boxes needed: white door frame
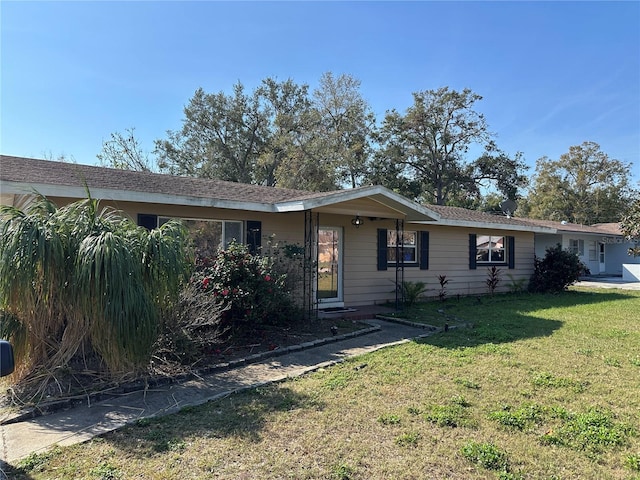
[599,242,606,274]
[317,226,344,308]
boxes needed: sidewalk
[0,317,432,466]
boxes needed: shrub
[486,266,501,295]
[0,195,192,380]
[154,279,229,366]
[400,280,428,306]
[196,242,299,331]
[437,275,449,301]
[528,244,588,293]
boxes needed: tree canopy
[620,198,640,257]
[97,127,154,172]
[369,87,527,205]
[153,73,374,191]
[526,141,634,224]
[97,74,638,221]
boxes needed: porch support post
[395,218,405,311]
[303,210,319,320]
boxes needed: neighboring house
[1,155,557,314]
[526,218,638,276]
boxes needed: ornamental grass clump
[196,242,299,332]
[0,194,193,388]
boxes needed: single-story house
[526,218,639,276]
[0,155,628,315]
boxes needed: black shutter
[507,236,515,269]
[138,214,158,230]
[419,231,429,270]
[469,234,477,270]
[377,229,388,271]
[246,220,262,254]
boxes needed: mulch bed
[0,318,369,422]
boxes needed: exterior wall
[534,231,635,276]
[556,234,601,275]
[339,218,536,307]
[45,196,307,247]
[606,242,640,275]
[4,194,538,308]
[535,234,561,258]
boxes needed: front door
[599,243,606,274]
[317,227,343,306]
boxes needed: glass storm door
[317,227,343,303]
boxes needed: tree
[372,87,526,205]
[155,73,375,192]
[155,83,265,183]
[311,72,375,188]
[527,142,634,224]
[271,73,375,191]
[97,127,154,171]
[620,198,640,257]
[155,79,321,188]
[0,194,192,386]
[255,77,312,187]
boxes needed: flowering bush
[195,242,298,330]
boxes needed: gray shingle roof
[4,155,619,236]
[426,205,623,236]
[0,155,333,205]
[426,204,544,229]
[524,218,622,235]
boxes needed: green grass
[8,288,640,479]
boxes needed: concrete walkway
[574,276,640,291]
[0,318,430,466]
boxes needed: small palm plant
[401,280,428,306]
[0,193,193,384]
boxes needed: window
[469,234,515,269]
[588,241,597,262]
[476,235,505,263]
[568,239,584,256]
[159,217,243,259]
[377,229,429,270]
[387,230,418,264]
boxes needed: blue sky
[2,1,639,185]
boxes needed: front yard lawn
[10,288,640,479]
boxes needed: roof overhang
[0,180,276,213]
[415,217,557,234]
[275,185,440,221]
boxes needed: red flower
[202,277,210,288]
[264,274,272,282]
[222,288,230,296]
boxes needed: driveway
[574,276,640,291]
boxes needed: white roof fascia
[275,185,440,221]
[415,218,557,234]
[557,230,624,238]
[0,181,275,213]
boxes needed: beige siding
[342,222,535,307]
[45,197,306,246]
[34,196,536,307]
